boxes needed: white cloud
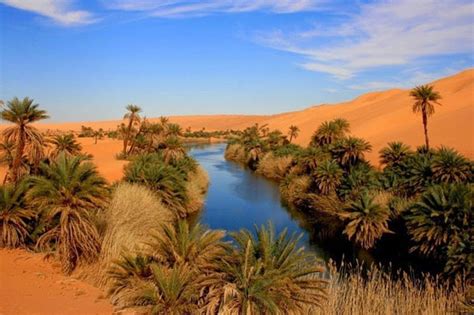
[105,0,323,17]
[257,0,474,79]
[0,0,96,25]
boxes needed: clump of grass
[280,175,311,205]
[184,165,209,214]
[224,143,247,163]
[310,263,470,315]
[79,183,173,286]
[256,152,293,181]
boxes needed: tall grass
[184,165,209,214]
[311,264,471,315]
[224,143,247,163]
[79,183,173,286]
[256,152,293,181]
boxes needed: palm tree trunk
[289,134,293,143]
[3,169,9,184]
[422,109,430,150]
[123,119,133,155]
[12,126,25,183]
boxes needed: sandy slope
[0,249,112,315]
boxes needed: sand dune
[0,69,472,181]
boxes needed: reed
[311,264,471,315]
[256,152,293,181]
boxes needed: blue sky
[1,0,473,122]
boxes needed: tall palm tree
[123,104,142,155]
[215,223,327,314]
[379,142,413,167]
[341,192,392,249]
[314,159,343,195]
[48,134,82,158]
[288,125,300,143]
[410,85,442,150]
[1,97,49,183]
[27,154,109,274]
[0,182,35,248]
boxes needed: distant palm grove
[0,86,473,314]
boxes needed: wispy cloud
[105,0,324,18]
[0,0,97,25]
[257,0,474,79]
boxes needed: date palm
[410,85,442,150]
[215,223,327,314]
[341,192,392,249]
[26,154,109,274]
[405,184,473,257]
[1,97,49,183]
[379,142,413,167]
[288,125,300,143]
[48,134,82,158]
[331,136,372,168]
[312,118,350,147]
[123,104,142,155]
[0,181,35,248]
[432,147,473,184]
[314,159,343,195]
[162,136,186,163]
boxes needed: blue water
[189,143,321,254]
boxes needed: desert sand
[0,249,112,315]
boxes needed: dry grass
[256,152,293,181]
[78,183,173,287]
[224,144,247,163]
[280,175,311,205]
[184,165,209,214]
[309,264,471,315]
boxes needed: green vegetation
[225,113,473,280]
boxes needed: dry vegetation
[78,183,174,287]
[256,153,293,181]
[313,265,471,315]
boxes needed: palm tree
[341,192,392,249]
[123,104,142,155]
[166,123,182,137]
[288,125,300,143]
[146,220,226,270]
[432,147,473,184]
[26,154,109,274]
[124,153,188,214]
[410,85,442,150]
[0,139,19,184]
[311,118,350,147]
[331,136,372,168]
[405,184,473,257]
[379,142,413,167]
[1,97,49,183]
[0,182,35,248]
[48,134,82,158]
[314,159,343,195]
[215,223,327,314]
[108,220,226,312]
[162,136,186,164]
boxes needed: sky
[0,0,473,122]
